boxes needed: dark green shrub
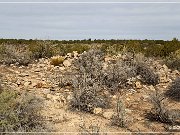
[28,41,54,59]
[165,77,180,102]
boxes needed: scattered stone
[64,89,70,92]
[148,85,156,91]
[103,111,114,119]
[73,51,79,58]
[66,53,72,58]
[159,73,169,83]
[168,125,180,132]
[59,66,65,71]
[135,81,142,89]
[16,79,21,85]
[19,73,29,77]
[34,68,41,72]
[63,59,72,67]
[24,81,31,87]
[66,94,73,102]
[125,109,132,113]
[42,89,51,95]
[93,107,103,115]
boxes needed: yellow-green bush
[50,56,64,66]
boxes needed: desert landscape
[0,39,179,134]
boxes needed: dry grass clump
[79,119,101,135]
[111,98,129,128]
[0,89,47,132]
[165,77,180,102]
[146,90,180,125]
[50,56,65,66]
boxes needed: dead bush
[69,50,110,113]
[146,90,180,125]
[165,77,180,102]
[136,63,159,85]
[73,49,104,76]
[102,58,137,94]
[70,74,110,113]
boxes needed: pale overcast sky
[0,0,180,40]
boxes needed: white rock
[59,66,65,71]
[63,59,72,67]
[42,89,51,95]
[66,53,72,58]
[19,73,29,77]
[103,111,114,119]
[24,81,31,87]
[73,51,79,58]
[93,107,103,115]
[148,85,156,91]
[66,94,73,101]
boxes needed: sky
[0,0,180,40]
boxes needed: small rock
[142,95,149,101]
[66,53,72,58]
[73,51,79,58]
[159,73,169,83]
[59,66,65,71]
[64,89,70,92]
[66,94,73,102]
[135,81,142,89]
[148,85,156,91]
[63,60,72,67]
[19,73,29,77]
[34,68,41,72]
[93,107,103,115]
[39,64,46,67]
[162,64,169,72]
[16,80,21,85]
[42,89,51,95]
[103,111,114,119]
[168,125,180,131]
[24,81,31,87]
[125,109,132,113]
[46,94,52,100]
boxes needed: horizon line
[1,1,180,4]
